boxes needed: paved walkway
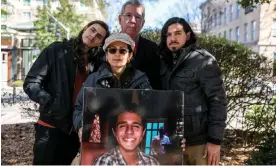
[1,87,38,125]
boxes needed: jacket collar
[97,63,146,88]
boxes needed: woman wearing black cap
[73,32,152,142]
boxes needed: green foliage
[198,35,273,134]
[1,9,8,15]
[245,98,276,133]
[12,80,24,87]
[34,1,85,51]
[140,28,161,44]
[246,131,276,164]
[238,0,271,8]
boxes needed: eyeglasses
[122,13,143,22]
[107,47,129,55]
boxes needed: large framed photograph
[81,88,184,165]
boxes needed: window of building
[209,16,213,29]
[80,2,86,7]
[244,23,248,42]
[1,13,7,21]
[229,28,232,40]
[272,19,276,37]
[22,39,35,47]
[273,52,276,76]
[251,20,256,41]
[245,7,253,14]
[37,0,47,5]
[224,7,227,25]
[144,122,164,155]
[219,12,222,26]
[224,30,227,38]
[229,4,233,22]
[236,1,240,18]
[236,26,240,42]
[1,25,7,30]
[23,12,31,20]
[214,13,217,27]
[24,0,31,6]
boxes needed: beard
[170,47,180,53]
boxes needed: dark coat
[132,36,160,89]
[23,41,104,133]
[73,63,152,132]
[160,45,227,146]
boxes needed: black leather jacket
[23,41,103,133]
[160,46,227,146]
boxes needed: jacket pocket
[184,104,208,137]
[175,70,195,78]
[173,69,197,92]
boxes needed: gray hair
[120,0,145,19]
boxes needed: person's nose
[129,16,137,23]
[171,34,177,41]
[90,33,96,39]
[126,125,134,134]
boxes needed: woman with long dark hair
[23,20,110,165]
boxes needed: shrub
[246,131,276,165]
[12,80,24,87]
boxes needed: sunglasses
[107,48,129,55]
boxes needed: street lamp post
[47,12,70,40]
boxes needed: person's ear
[112,128,116,137]
[186,32,191,41]
[105,55,108,62]
[118,15,123,26]
[142,129,146,137]
[141,19,145,28]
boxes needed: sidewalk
[1,86,38,125]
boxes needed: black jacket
[160,45,227,146]
[132,36,160,89]
[23,41,104,133]
[73,63,152,132]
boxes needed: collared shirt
[93,147,160,165]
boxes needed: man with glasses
[118,0,160,89]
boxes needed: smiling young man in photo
[93,108,159,165]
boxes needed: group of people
[23,0,227,165]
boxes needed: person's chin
[170,47,180,52]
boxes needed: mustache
[169,41,179,45]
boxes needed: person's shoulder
[93,150,115,165]
[48,41,68,49]
[193,46,216,61]
[133,69,146,78]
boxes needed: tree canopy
[238,0,272,8]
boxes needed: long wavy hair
[158,17,197,67]
[68,20,110,72]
